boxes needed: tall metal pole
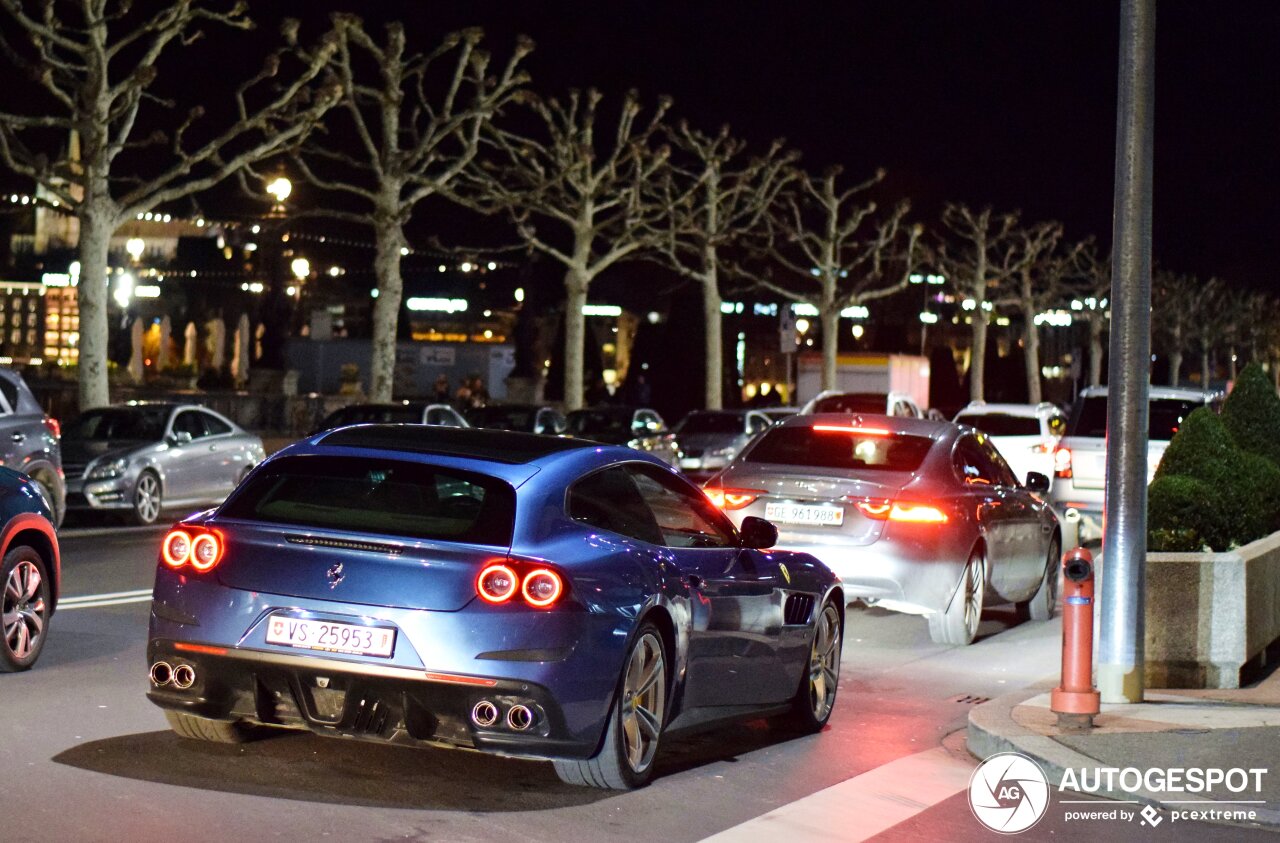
[1098,0,1156,704]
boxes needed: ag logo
[969,752,1050,834]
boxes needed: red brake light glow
[476,564,518,604]
[1054,446,1073,478]
[812,424,891,436]
[43,417,60,439]
[162,527,224,571]
[189,533,222,571]
[162,530,192,568]
[888,502,948,523]
[522,569,564,608]
[705,488,762,510]
[852,498,947,523]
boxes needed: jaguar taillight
[852,497,948,524]
[162,526,223,571]
[704,487,763,510]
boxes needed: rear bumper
[146,640,595,759]
[770,532,968,616]
[146,567,632,760]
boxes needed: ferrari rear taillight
[852,497,948,524]
[477,561,566,608]
[477,564,518,603]
[522,569,563,607]
[1054,446,1073,478]
[162,527,223,571]
[705,487,763,510]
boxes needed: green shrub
[1148,475,1229,551]
[1149,402,1280,549]
[1221,363,1280,468]
[1225,450,1280,545]
[1155,407,1235,483]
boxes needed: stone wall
[1146,529,1280,688]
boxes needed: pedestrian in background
[432,374,451,404]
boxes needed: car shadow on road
[53,729,614,810]
[651,717,804,778]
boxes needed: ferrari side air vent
[784,594,815,625]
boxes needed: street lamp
[125,237,145,263]
[290,257,310,280]
[266,176,292,204]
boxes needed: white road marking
[699,746,975,843]
[59,588,153,610]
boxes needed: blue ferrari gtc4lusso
[147,425,844,789]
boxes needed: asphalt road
[1,528,1271,842]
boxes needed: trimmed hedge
[1148,475,1228,552]
[1149,385,1280,551]
[1221,363,1280,468]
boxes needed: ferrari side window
[567,468,664,545]
[628,466,737,550]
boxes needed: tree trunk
[969,302,987,402]
[820,304,839,392]
[1169,350,1183,387]
[563,269,590,411]
[701,261,723,410]
[1022,303,1041,403]
[1200,346,1211,387]
[369,218,405,403]
[76,202,114,410]
[1089,316,1105,386]
[1228,348,1238,382]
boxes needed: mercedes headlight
[86,457,128,481]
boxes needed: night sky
[8,1,1280,289]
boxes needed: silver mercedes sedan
[704,413,1062,645]
[63,402,265,525]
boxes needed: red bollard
[1050,547,1101,730]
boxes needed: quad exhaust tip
[506,704,534,732]
[149,661,173,686]
[172,664,196,690]
[471,700,500,728]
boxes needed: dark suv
[0,369,64,526]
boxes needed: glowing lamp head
[266,176,292,203]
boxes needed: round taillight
[522,569,563,608]
[477,564,518,603]
[162,530,191,568]
[190,533,222,571]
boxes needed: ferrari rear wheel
[929,547,986,646]
[775,599,843,733]
[164,710,249,744]
[553,622,667,790]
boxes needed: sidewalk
[968,668,1280,828]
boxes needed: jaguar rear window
[745,426,933,472]
[221,455,515,546]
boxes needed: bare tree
[1063,240,1110,387]
[1190,277,1231,387]
[464,89,671,410]
[757,167,921,391]
[932,205,1034,402]
[1151,271,1199,386]
[991,221,1069,403]
[286,17,531,402]
[649,123,795,409]
[0,0,340,409]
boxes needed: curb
[967,686,1280,829]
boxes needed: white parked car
[799,391,923,418]
[1048,385,1222,542]
[953,402,1066,487]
